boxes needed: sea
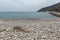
[0,12,58,20]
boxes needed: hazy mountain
[37,3,60,12]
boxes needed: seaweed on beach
[13,26,26,32]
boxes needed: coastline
[49,11,60,17]
[0,18,60,21]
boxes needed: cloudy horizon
[0,0,60,12]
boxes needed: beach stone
[0,20,60,40]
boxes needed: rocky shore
[49,11,60,17]
[0,20,60,40]
[37,3,60,17]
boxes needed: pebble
[0,20,60,40]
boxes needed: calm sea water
[0,12,58,20]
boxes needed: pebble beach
[0,20,60,40]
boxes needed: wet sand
[0,20,60,40]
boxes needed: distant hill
[37,3,60,12]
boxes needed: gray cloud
[0,0,60,12]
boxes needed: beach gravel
[0,20,60,40]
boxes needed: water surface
[0,12,58,20]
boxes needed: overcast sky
[0,0,60,12]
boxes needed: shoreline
[0,18,60,21]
